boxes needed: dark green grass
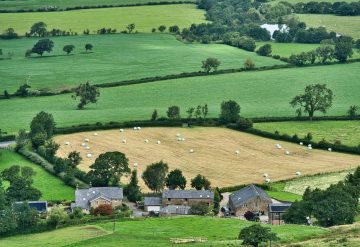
[0,0,195,11]
[0,62,359,134]
[254,121,360,147]
[0,34,283,92]
[0,149,74,200]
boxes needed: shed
[144,197,162,212]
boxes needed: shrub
[189,203,210,215]
[256,44,272,56]
[93,204,113,216]
[244,211,256,221]
[235,117,253,130]
[69,207,84,219]
[244,58,255,70]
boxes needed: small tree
[66,151,82,168]
[315,45,334,63]
[126,23,135,33]
[347,105,358,118]
[191,174,211,190]
[72,82,100,110]
[334,41,353,62]
[85,43,93,52]
[239,224,278,247]
[201,58,220,73]
[256,44,272,56]
[93,204,113,216]
[213,188,221,214]
[186,107,195,120]
[219,100,241,124]
[125,169,142,202]
[243,58,255,70]
[151,109,158,121]
[3,90,10,99]
[158,25,166,32]
[290,84,334,120]
[63,44,75,55]
[201,104,208,120]
[31,39,54,56]
[167,106,181,119]
[30,111,56,139]
[195,105,202,120]
[165,169,187,190]
[169,25,180,34]
[47,207,68,228]
[236,117,253,130]
[15,83,31,97]
[30,22,47,37]
[142,161,169,192]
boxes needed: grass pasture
[0,0,195,11]
[257,42,320,57]
[0,217,329,247]
[0,34,284,92]
[54,127,360,191]
[296,14,360,39]
[254,120,360,147]
[0,62,359,134]
[0,225,109,247]
[0,150,74,200]
[0,4,205,36]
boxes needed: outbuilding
[144,197,162,213]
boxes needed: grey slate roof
[269,203,292,213]
[162,190,214,199]
[73,187,123,210]
[229,184,272,209]
[144,197,162,206]
[14,201,48,212]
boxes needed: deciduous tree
[72,82,100,110]
[166,169,187,190]
[142,161,169,192]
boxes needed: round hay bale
[144,139,149,143]
[299,142,303,145]
[181,138,185,141]
[189,149,194,153]
[120,129,124,132]
[138,127,141,130]
[265,178,271,183]
[285,150,290,155]
[85,146,90,150]
[64,141,70,145]
[134,163,138,167]
[93,133,98,136]
[84,138,89,142]
[235,150,240,155]
[296,171,301,176]
[122,139,127,144]
[176,133,181,137]
[308,146,312,150]
[328,148,332,152]
[156,140,161,144]
[308,144,312,147]
[86,153,92,158]
[263,173,268,178]
[81,143,86,147]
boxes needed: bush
[235,117,253,130]
[256,44,272,56]
[189,203,210,215]
[93,204,113,216]
[244,211,256,221]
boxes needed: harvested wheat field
[54,127,360,190]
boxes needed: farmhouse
[268,203,292,225]
[71,187,123,213]
[228,184,272,216]
[144,190,214,215]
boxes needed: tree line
[292,1,360,16]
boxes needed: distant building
[268,203,292,225]
[13,201,48,213]
[228,184,272,216]
[71,187,123,213]
[144,190,214,215]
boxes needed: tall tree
[201,58,220,73]
[72,82,100,110]
[87,151,130,187]
[125,170,142,202]
[65,151,82,168]
[126,23,135,33]
[63,44,75,55]
[85,43,93,52]
[315,44,334,63]
[191,174,211,190]
[166,169,187,190]
[142,161,169,192]
[166,106,181,119]
[334,40,353,62]
[151,109,158,121]
[30,111,56,139]
[31,39,54,56]
[30,22,47,37]
[290,84,334,120]
[201,104,208,120]
[219,100,241,124]
[238,224,278,247]
[186,107,195,120]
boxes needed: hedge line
[251,115,360,123]
[18,147,88,188]
[0,1,195,13]
[0,134,16,142]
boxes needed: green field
[0,34,284,92]
[254,121,360,147]
[283,169,354,196]
[257,42,320,57]
[297,14,360,39]
[0,217,328,246]
[0,62,359,134]
[0,150,74,200]
[0,4,205,36]
[0,0,195,11]
[267,182,303,202]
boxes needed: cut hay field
[0,0,195,11]
[296,14,360,39]
[0,34,284,92]
[254,120,360,147]
[283,169,354,195]
[0,150,74,200]
[0,4,205,36]
[54,127,360,191]
[0,62,359,134]
[0,217,329,247]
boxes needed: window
[168,198,171,202]
[185,198,188,202]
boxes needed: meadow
[0,4,205,36]
[0,0,195,11]
[0,34,284,92]
[0,217,329,246]
[54,127,360,190]
[0,62,359,134]
[296,14,360,39]
[0,150,74,200]
[254,120,360,147]
[256,42,320,57]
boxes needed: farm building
[228,184,272,216]
[71,187,123,213]
[144,190,214,215]
[268,203,292,225]
[13,201,48,213]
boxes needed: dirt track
[54,127,360,190]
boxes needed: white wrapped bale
[265,178,271,183]
[275,144,282,149]
[120,129,124,132]
[235,150,240,155]
[84,138,89,142]
[299,142,303,145]
[94,133,98,136]
[181,138,185,141]
[308,144,312,147]
[189,149,194,153]
[296,171,301,176]
[263,173,268,178]
[133,127,137,130]
[285,150,290,155]
[64,141,70,145]
[138,127,141,130]
[81,143,86,147]
[85,146,90,150]
[156,140,161,144]
[86,153,92,158]
[122,139,127,144]
[134,163,138,167]
[328,148,332,152]
[144,139,149,143]
[176,133,181,137]
[308,146,312,150]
